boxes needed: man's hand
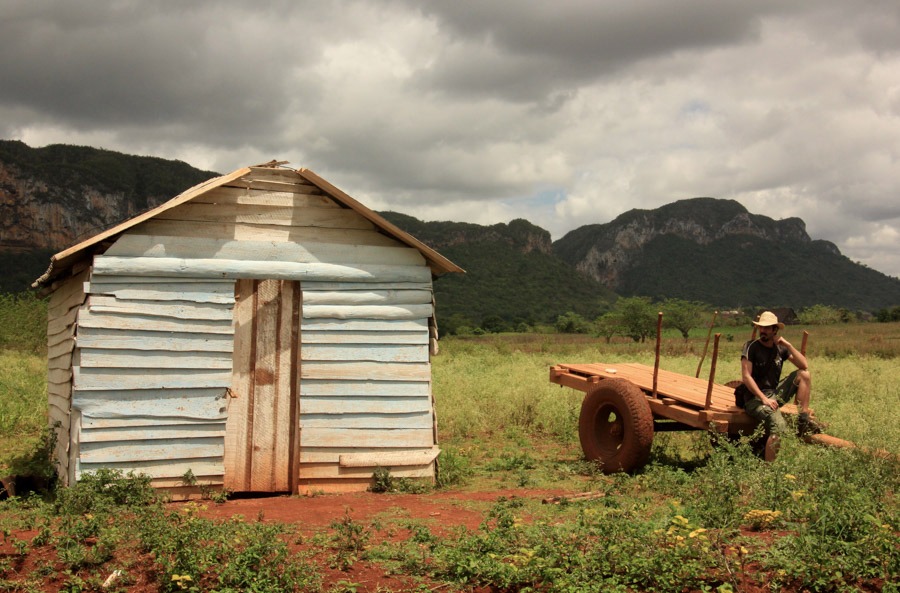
[759,394,778,410]
[775,336,791,349]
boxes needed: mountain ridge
[1,140,897,317]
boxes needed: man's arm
[776,337,808,371]
[741,357,779,410]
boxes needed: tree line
[440,297,900,338]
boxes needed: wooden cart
[548,313,838,472]
[550,317,862,472]
[549,361,791,472]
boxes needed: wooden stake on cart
[652,312,663,398]
[704,333,721,409]
[801,330,809,355]
[695,310,719,378]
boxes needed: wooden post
[652,312,663,398]
[704,333,721,409]
[801,330,809,356]
[696,310,719,378]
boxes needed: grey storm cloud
[1,0,899,278]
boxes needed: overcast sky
[2,1,899,278]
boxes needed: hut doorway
[224,279,302,492]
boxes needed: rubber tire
[578,379,654,473]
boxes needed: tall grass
[0,350,47,474]
[433,327,900,454]
[0,292,47,355]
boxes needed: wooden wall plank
[107,236,425,267]
[297,478,382,494]
[77,459,224,481]
[48,324,76,348]
[93,256,433,283]
[48,338,75,359]
[79,423,225,443]
[155,203,375,230]
[79,417,223,429]
[298,463,433,479]
[339,448,440,468]
[302,289,431,306]
[300,318,427,332]
[77,309,234,334]
[77,329,233,352]
[223,177,320,194]
[90,287,234,304]
[300,281,432,292]
[74,368,231,391]
[302,304,433,320]
[47,268,89,314]
[48,380,72,399]
[223,278,254,491]
[300,412,433,430]
[300,428,434,448]
[47,305,79,336]
[192,186,336,206]
[48,351,73,370]
[49,368,73,384]
[88,274,228,285]
[301,330,428,345]
[79,439,222,463]
[78,349,233,370]
[136,219,400,246]
[89,295,233,321]
[300,397,432,415]
[48,401,70,426]
[74,388,226,420]
[299,447,434,464]
[151,476,224,488]
[249,279,279,491]
[301,362,431,382]
[301,344,429,363]
[300,380,431,397]
[273,281,299,492]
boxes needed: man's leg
[778,370,822,435]
[743,397,787,460]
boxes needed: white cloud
[1,0,899,280]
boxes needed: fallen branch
[542,491,607,504]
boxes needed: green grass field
[1,320,898,591]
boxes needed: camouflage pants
[742,370,800,436]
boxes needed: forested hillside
[2,141,897,320]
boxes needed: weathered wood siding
[70,169,439,493]
[298,287,438,492]
[73,276,234,487]
[47,268,89,486]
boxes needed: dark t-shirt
[741,339,790,392]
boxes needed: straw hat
[752,311,784,330]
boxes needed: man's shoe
[798,413,825,437]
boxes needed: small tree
[481,315,510,334]
[556,311,590,334]
[613,296,657,342]
[595,312,621,343]
[662,298,708,339]
[798,304,842,325]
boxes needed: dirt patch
[200,487,571,532]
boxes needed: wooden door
[224,279,301,492]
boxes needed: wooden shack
[35,163,463,497]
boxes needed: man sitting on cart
[736,311,822,459]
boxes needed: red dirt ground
[1,488,888,592]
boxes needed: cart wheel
[578,379,654,473]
